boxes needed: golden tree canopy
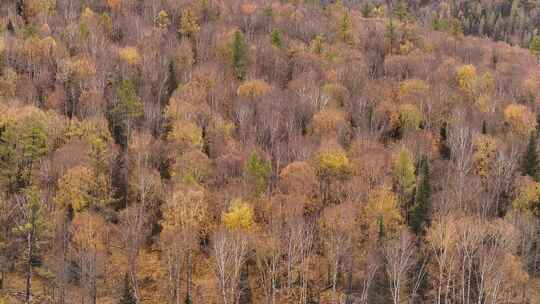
[222,199,254,232]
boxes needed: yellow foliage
[170,120,203,150]
[237,79,271,99]
[363,186,402,237]
[503,104,537,137]
[397,103,422,131]
[373,6,385,17]
[473,135,498,179]
[180,8,200,37]
[512,177,540,214]
[315,148,351,178]
[54,166,93,211]
[82,7,95,21]
[222,199,254,232]
[155,10,171,29]
[119,46,141,65]
[456,64,477,96]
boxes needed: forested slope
[0,0,540,304]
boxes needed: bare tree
[382,230,417,304]
[213,228,250,304]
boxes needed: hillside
[1,0,540,304]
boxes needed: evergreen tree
[119,273,136,304]
[522,131,539,181]
[340,12,352,42]
[393,0,409,21]
[385,19,397,53]
[529,35,540,61]
[161,60,178,108]
[270,29,283,48]
[109,79,143,148]
[230,30,248,80]
[409,156,431,235]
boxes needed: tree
[54,166,93,212]
[14,187,46,304]
[230,30,248,80]
[214,199,254,304]
[179,8,200,39]
[119,272,137,304]
[161,186,207,304]
[382,230,417,304]
[237,79,271,99]
[244,152,271,196]
[118,47,141,66]
[70,212,106,304]
[0,109,50,193]
[319,203,355,304]
[340,12,352,43]
[270,29,283,48]
[393,0,409,21]
[522,131,539,181]
[397,104,422,134]
[155,10,171,29]
[110,79,143,148]
[409,156,430,234]
[503,104,537,138]
[362,186,403,240]
[392,147,416,204]
[315,148,351,205]
[529,35,540,61]
[456,64,477,97]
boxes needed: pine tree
[270,29,283,48]
[119,273,136,304]
[522,131,539,181]
[230,30,248,80]
[409,156,431,234]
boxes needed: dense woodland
[1,0,540,303]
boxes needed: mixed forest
[1,0,540,303]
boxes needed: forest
[0,0,540,303]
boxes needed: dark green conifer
[522,131,539,181]
[409,156,431,234]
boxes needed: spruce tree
[119,273,136,304]
[522,131,539,181]
[409,156,431,235]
